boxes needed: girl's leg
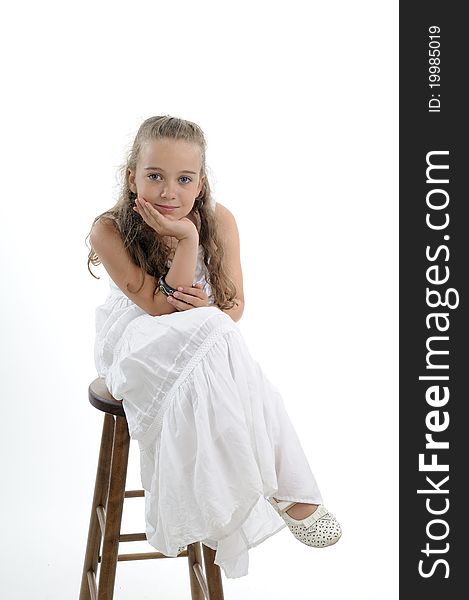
[269,384,324,515]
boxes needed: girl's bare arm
[90,218,199,317]
[214,202,245,321]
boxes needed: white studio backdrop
[0,1,398,599]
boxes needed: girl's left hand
[166,282,210,311]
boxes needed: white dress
[94,241,323,579]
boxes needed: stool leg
[79,413,115,600]
[98,415,130,600]
[202,544,225,600]
[188,542,205,600]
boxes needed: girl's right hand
[133,195,198,241]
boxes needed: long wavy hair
[86,115,238,310]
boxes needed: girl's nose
[160,183,177,199]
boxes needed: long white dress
[93,227,323,579]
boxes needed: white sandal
[268,497,342,548]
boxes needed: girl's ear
[196,174,205,197]
[128,168,137,193]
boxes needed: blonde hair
[86,115,238,310]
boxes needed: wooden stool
[79,377,225,600]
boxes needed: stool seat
[89,377,125,417]
[80,377,225,599]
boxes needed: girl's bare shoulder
[214,201,238,233]
[92,215,120,237]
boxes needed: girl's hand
[133,195,198,241]
[166,282,210,311]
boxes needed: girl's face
[128,138,204,220]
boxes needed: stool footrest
[97,550,188,562]
[124,489,145,498]
[119,532,147,542]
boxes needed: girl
[87,115,341,580]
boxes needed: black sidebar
[400,3,467,598]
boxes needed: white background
[0,1,398,598]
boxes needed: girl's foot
[268,497,342,548]
[278,500,320,520]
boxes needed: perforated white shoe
[268,497,342,548]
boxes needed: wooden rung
[98,550,188,562]
[86,569,98,600]
[124,490,145,498]
[96,505,106,535]
[193,562,209,599]
[118,550,188,561]
[119,532,147,542]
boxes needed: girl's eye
[147,173,192,184]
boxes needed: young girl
[87,115,341,580]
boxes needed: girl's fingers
[137,196,153,212]
[139,197,150,212]
[168,286,210,310]
[167,295,191,310]
[172,290,196,304]
[143,201,163,223]
[136,198,163,231]
[175,286,209,306]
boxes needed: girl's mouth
[156,205,178,212]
